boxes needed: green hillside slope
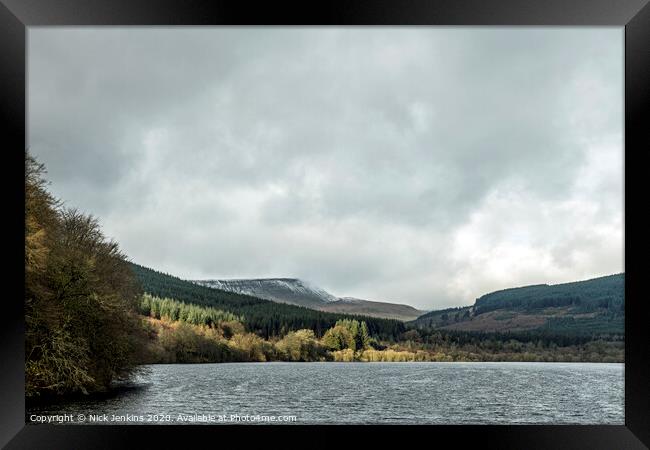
[412,274,624,335]
[130,263,405,340]
[473,274,624,314]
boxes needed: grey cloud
[28,27,623,309]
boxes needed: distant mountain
[193,278,338,308]
[411,273,624,335]
[320,297,425,321]
[192,278,425,321]
[131,263,406,340]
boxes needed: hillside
[411,274,624,335]
[473,273,623,314]
[320,297,425,321]
[130,263,405,340]
[193,277,425,321]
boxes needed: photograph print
[25,27,624,425]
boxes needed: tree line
[139,305,623,364]
[139,294,242,327]
[138,299,377,363]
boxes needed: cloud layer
[28,28,623,309]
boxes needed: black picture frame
[1,0,648,448]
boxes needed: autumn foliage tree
[276,329,329,361]
[25,151,146,397]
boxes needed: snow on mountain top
[192,278,339,305]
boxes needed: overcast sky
[28,27,623,309]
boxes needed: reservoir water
[27,362,624,425]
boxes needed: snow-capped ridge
[193,277,338,307]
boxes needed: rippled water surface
[28,362,624,424]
